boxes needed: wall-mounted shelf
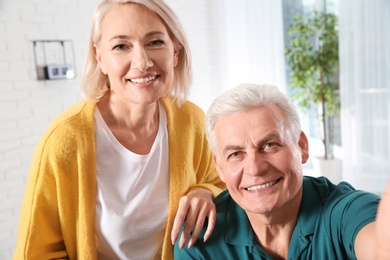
[33,40,76,80]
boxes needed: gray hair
[205,83,301,155]
[80,0,192,105]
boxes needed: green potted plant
[285,10,341,180]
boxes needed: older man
[174,83,390,259]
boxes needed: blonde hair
[80,0,192,105]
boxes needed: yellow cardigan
[14,97,225,260]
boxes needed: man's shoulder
[303,176,379,204]
[174,189,253,259]
[303,176,354,201]
[214,189,231,207]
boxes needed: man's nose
[244,153,268,176]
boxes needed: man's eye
[227,151,242,160]
[262,143,280,152]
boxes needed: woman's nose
[131,46,153,71]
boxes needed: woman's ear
[299,131,309,164]
[94,43,107,74]
[173,44,180,67]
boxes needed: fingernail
[188,240,193,249]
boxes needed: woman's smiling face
[94,3,178,105]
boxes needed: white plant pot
[312,156,343,184]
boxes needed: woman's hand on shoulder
[171,187,216,249]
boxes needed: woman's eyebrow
[109,31,166,42]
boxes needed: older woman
[14,0,225,259]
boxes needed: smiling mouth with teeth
[129,76,156,83]
[246,178,281,191]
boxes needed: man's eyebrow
[221,133,280,156]
[222,145,242,157]
[261,133,280,143]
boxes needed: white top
[94,102,169,260]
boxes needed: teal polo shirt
[174,176,380,259]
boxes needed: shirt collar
[223,177,329,255]
[224,178,324,244]
[225,196,253,246]
[296,176,330,238]
[224,196,272,258]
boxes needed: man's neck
[246,189,302,259]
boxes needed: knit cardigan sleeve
[14,97,224,260]
[13,100,97,260]
[161,97,226,259]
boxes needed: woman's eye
[113,44,127,50]
[148,40,164,46]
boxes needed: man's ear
[299,131,309,164]
[94,43,107,74]
[213,156,226,183]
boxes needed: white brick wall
[0,0,218,258]
[0,0,94,256]
[167,0,222,111]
